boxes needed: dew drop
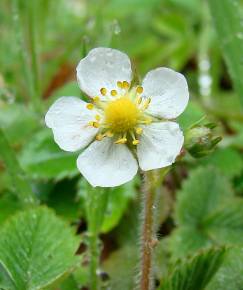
[90,56,96,63]
[106,60,113,68]
[106,50,113,57]
[236,32,243,39]
[112,19,121,35]
[199,59,210,71]
[86,18,95,30]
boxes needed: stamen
[117,81,123,88]
[132,139,140,145]
[111,89,117,96]
[129,130,140,145]
[86,103,94,110]
[136,96,142,104]
[95,115,101,121]
[136,86,143,94]
[88,121,100,128]
[115,137,127,144]
[140,117,152,124]
[100,88,107,96]
[122,81,130,90]
[105,131,114,137]
[143,98,151,110]
[136,127,143,135]
[96,134,104,141]
[93,122,100,128]
[93,96,100,103]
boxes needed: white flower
[45,47,189,187]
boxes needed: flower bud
[184,123,222,158]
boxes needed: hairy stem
[139,169,169,290]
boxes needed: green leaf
[19,129,78,180]
[47,179,82,222]
[208,0,243,107]
[160,247,226,290]
[0,103,39,145]
[0,207,80,290]
[0,263,16,290]
[103,246,138,290]
[207,247,243,290]
[169,167,237,258]
[177,101,205,131]
[199,148,243,179]
[204,200,243,245]
[0,127,38,207]
[78,180,137,233]
[175,167,234,226]
[101,181,137,233]
[169,227,211,259]
[0,193,21,225]
[58,275,80,290]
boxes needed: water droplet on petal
[90,56,96,63]
[106,50,113,57]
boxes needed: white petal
[142,67,189,119]
[76,47,132,99]
[77,138,138,187]
[137,122,184,171]
[45,97,98,152]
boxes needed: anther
[143,98,151,109]
[122,81,130,90]
[96,134,104,141]
[100,88,107,96]
[144,117,152,124]
[86,103,94,110]
[137,97,142,104]
[132,139,140,145]
[111,90,117,96]
[115,138,127,144]
[95,115,101,121]
[117,81,123,88]
[136,127,143,135]
[89,121,100,128]
[136,86,143,94]
[106,131,114,137]
[93,96,100,103]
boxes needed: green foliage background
[0,0,243,289]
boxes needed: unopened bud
[185,123,222,158]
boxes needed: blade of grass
[208,0,243,108]
[12,0,42,113]
[0,127,38,207]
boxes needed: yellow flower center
[104,97,140,133]
[86,82,153,145]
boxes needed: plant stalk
[139,169,169,290]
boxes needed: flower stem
[139,169,168,290]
